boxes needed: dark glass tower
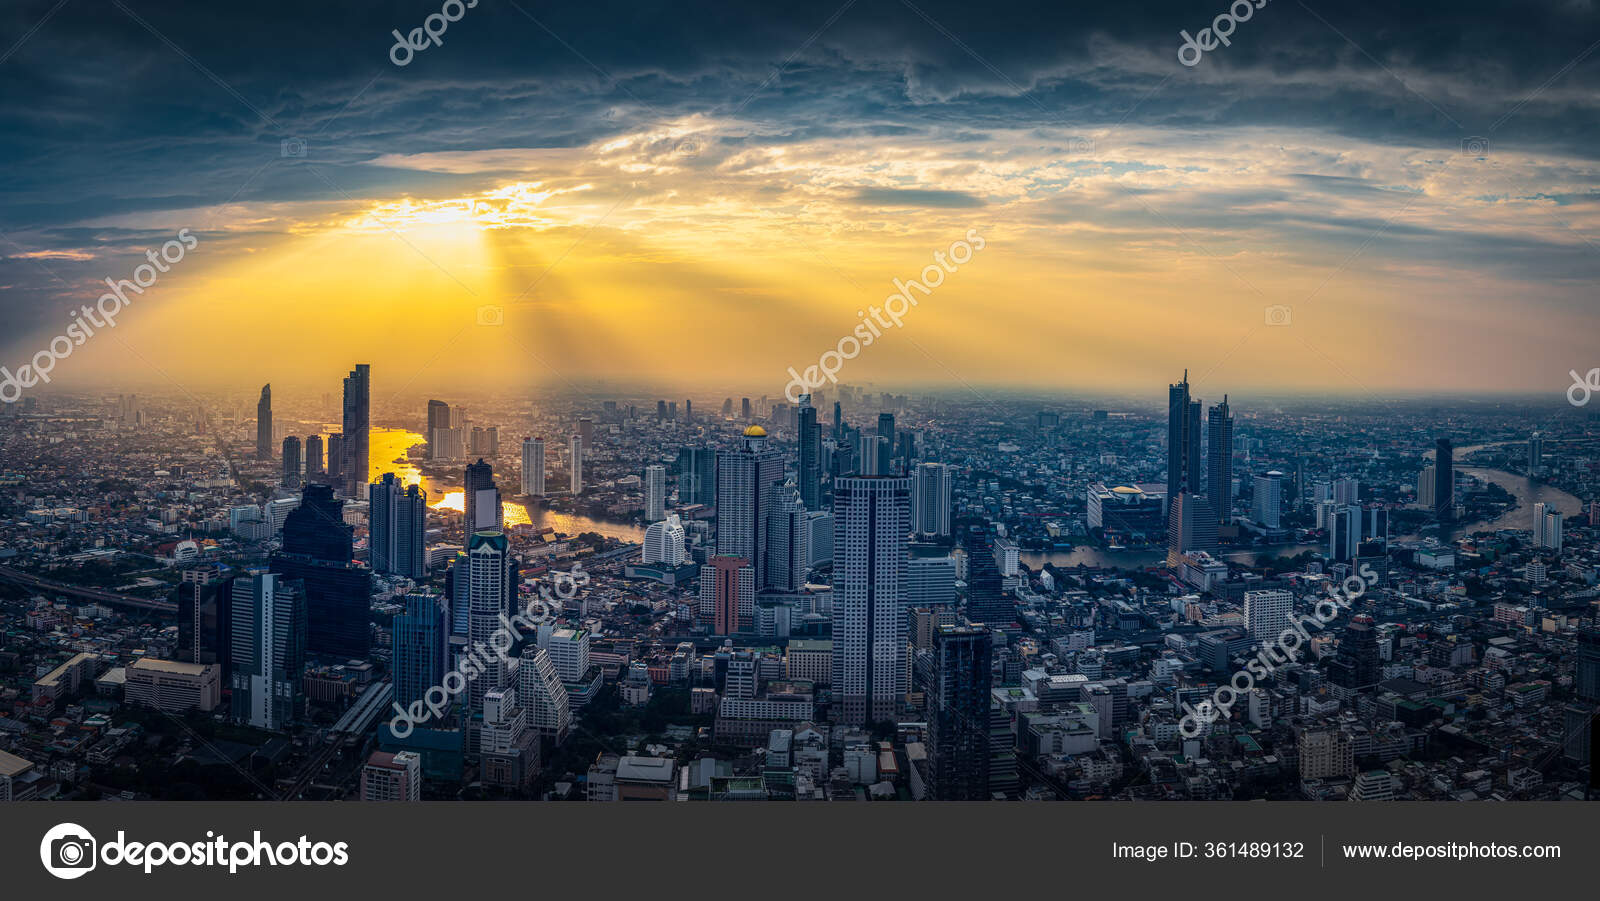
[677,445,717,506]
[256,383,273,460]
[1166,371,1202,517]
[1329,614,1381,693]
[928,623,993,800]
[1206,395,1233,523]
[463,458,498,537]
[962,527,1012,628]
[797,394,821,511]
[281,436,301,488]
[272,484,371,660]
[370,472,428,580]
[393,593,448,710]
[341,363,370,496]
[1434,438,1453,521]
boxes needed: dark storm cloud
[0,0,1597,337]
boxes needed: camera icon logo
[476,304,504,326]
[1264,304,1292,326]
[40,823,96,879]
[281,137,308,158]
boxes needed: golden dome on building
[743,425,768,437]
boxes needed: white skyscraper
[642,514,687,566]
[569,434,583,495]
[831,476,911,726]
[516,646,571,743]
[1533,502,1563,552]
[911,462,953,537]
[466,530,514,718]
[1252,471,1283,528]
[644,464,667,521]
[521,437,545,496]
[1244,589,1294,645]
[716,426,784,589]
[1332,478,1360,506]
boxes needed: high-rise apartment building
[716,426,784,590]
[369,472,428,580]
[911,462,953,537]
[644,464,667,521]
[1206,396,1233,523]
[832,476,910,726]
[927,624,993,800]
[229,572,307,730]
[797,394,822,511]
[521,437,545,496]
[341,363,371,497]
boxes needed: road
[0,566,177,613]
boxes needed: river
[361,427,646,543]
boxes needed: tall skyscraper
[1166,371,1203,517]
[281,436,301,488]
[1433,438,1453,522]
[1167,490,1218,564]
[256,383,273,460]
[765,483,810,591]
[569,434,584,495]
[370,472,428,579]
[1529,431,1543,473]
[392,592,447,711]
[464,459,500,536]
[677,445,717,506]
[927,624,993,800]
[272,484,371,660]
[174,571,232,668]
[1534,502,1564,553]
[962,528,1012,628]
[1206,396,1233,523]
[229,572,307,730]
[466,530,516,717]
[832,475,910,726]
[520,437,545,496]
[797,394,822,511]
[644,464,667,521]
[327,433,345,483]
[576,418,594,450]
[716,425,785,590]
[305,434,324,474]
[876,412,897,475]
[911,462,953,537]
[341,363,371,497]
[1252,471,1283,528]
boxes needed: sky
[0,0,1597,402]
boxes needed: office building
[305,434,324,474]
[701,556,754,635]
[360,750,421,801]
[569,434,583,495]
[644,464,667,521]
[175,570,232,668]
[911,462,953,537]
[341,363,371,497]
[125,658,222,713]
[1166,371,1202,517]
[464,459,500,535]
[1206,396,1233,523]
[229,572,307,730]
[1252,471,1283,528]
[1434,438,1453,521]
[282,436,301,488]
[517,647,572,743]
[677,445,717,507]
[765,483,810,592]
[271,484,371,660]
[927,624,993,800]
[1328,614,1380,695]
[1243,589,1293,645]
[716,425,784,590]
[832,476,910,725]
[466,530,517,717]
[521,437,546,496]
[963,528,1012,629]
[393,593,448,710]
[370,472,428,580]
[797,394,822,511]
[1167,490,1217,565]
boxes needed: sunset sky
[1,0,1597,400]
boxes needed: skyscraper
[717,426,785,590]
[832,475,910,726]
[1252,471,1283,528]
[1243,589,1293,644]
[229,571,307,730]
[466,530,516,718]
[1433,438,1453,522]
[272,484,371,660]
[327,433,344,483]
[305,434,324,475]
[876,412,897,475]
[520,437,545,497]
[569,434,584,495]
[341,363,371,497]
[464,459,500,536]
[642,514,687,566]
[256,383,273,460]
[392,593,447,711]
[281,436,301,488]
[1328,614,1380,695]
[644,464,667,521]
[1167,490,1218,564]
[765,483,810,591]
[701,555,754,635]
[962,527,1012,628]
[677,445,717,506]
[797,394,821,511]
[1166,371,1202,517]
[911,462,953,537]
[369,472,428,580]
[1206,396,1233,523]
[927,624,993,800]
